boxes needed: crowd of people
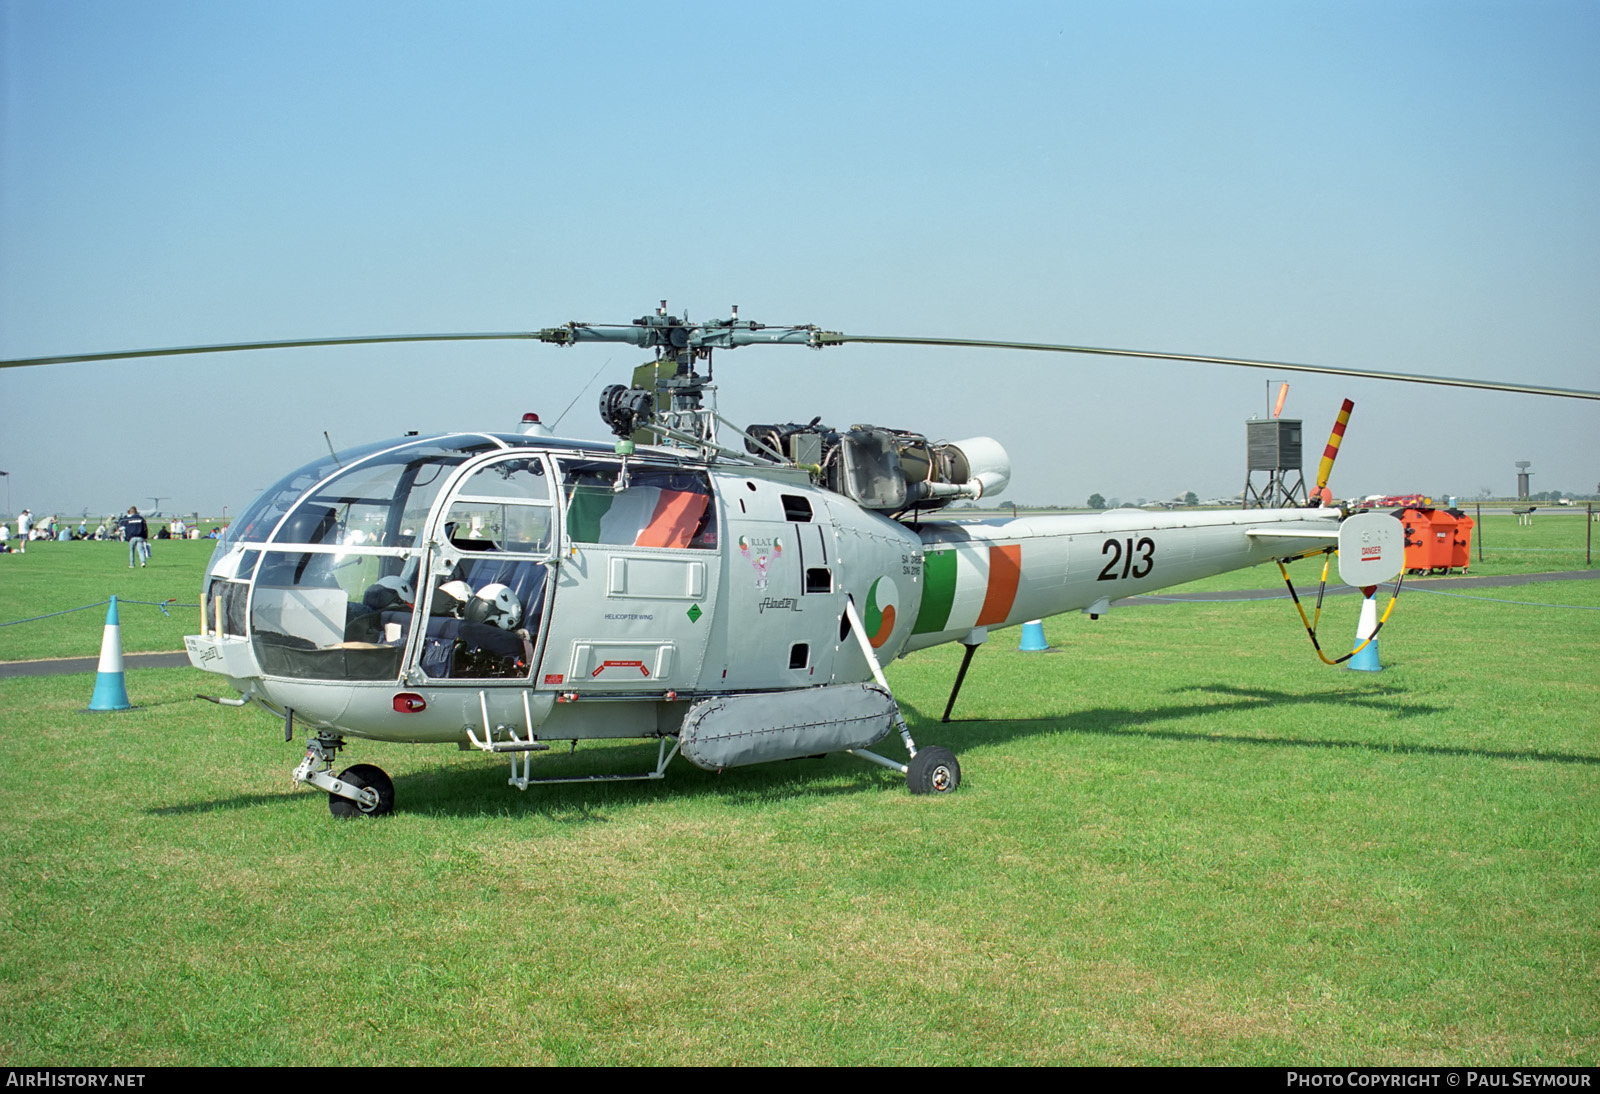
[0,506,227,556]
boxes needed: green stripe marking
[913,550,958,634]
[565,486,612,542]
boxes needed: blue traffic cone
[86,596,134,710]
[1019,619,1049,651]
[1347,588,1381,673]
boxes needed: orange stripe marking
[635,490,708,548]
[976,544,1022,626]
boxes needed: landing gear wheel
[327,763,395,818]
[906,746,960,795]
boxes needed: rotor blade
[10,323,1598,403]
[812,333,1600,401]
[0,332,545,369]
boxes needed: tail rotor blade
[1316,398,1356,494]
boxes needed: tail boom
[902,508,1340,653]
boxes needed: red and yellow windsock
[1316,398,1355,494]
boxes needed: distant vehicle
[1361,493,1431,509]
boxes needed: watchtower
[1243,419,1306,508]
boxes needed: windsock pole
[86,596,134,711]
[1347,585,1382,672]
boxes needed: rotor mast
[536,302,819,449]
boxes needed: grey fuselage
[186,432,1339,749]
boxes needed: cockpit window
[224,438,395,549]
[230,435,507,681]
[423,454,555,680]
[277,440,501,550]
[225,436,502,550]
[441,456,554,555]
[250,549,412,681]
[560,460,716,549]
[453,457,549,502]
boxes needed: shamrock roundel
[864,577,898,649]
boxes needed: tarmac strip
[0,650,193,679]
[1119,568,1597,605]
[2,571,1593,678]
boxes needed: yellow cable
[1277,554,1403,666]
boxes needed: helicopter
[6,304,1597,816]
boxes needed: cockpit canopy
[203,433,715,684]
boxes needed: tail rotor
[1313,398,1355,505]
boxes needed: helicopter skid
[505,736,682,790]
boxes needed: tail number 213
[1098,536,1155,581]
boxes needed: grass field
[1,533,1596,1064]
[0,538,214,661]
[2,513,1591,660]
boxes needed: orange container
[1395,507,1432,573]
[1394,507,1474,574]
[1427,509,1459,571]
[1448,510,1474,571]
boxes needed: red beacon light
[519,412,550,437]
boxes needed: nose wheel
[906,746,960,794]
[294,734,396,817]
[326,763,395,817]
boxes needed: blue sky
[3,0,1596,517]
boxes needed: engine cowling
[744,421,1010,513]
